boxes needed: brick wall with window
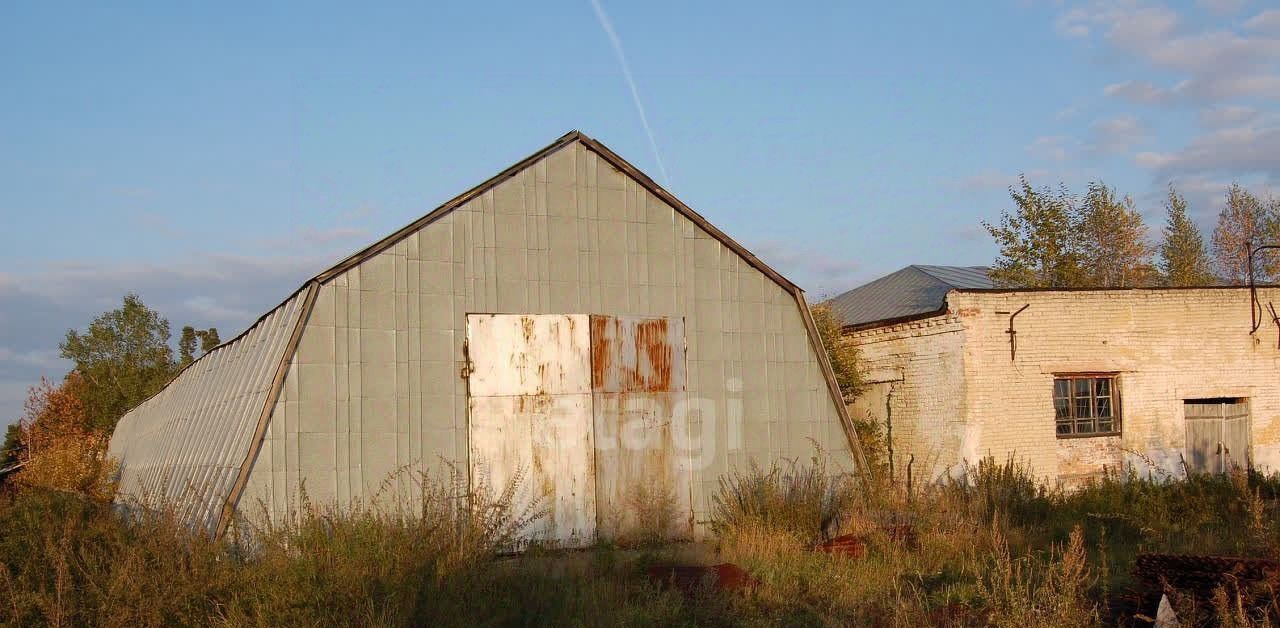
[1053,374,1119,437]
[845,286,1280,485]
[955,287,1280,483]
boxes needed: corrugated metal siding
[107,290,306,531]
[241,140,855,534]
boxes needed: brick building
[830,265,1280,486]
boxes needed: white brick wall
[847,314,968,480]
[847,287,1280,484]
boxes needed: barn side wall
[846,314,968,481]
[106,290,307,531]
[238,140,851,530]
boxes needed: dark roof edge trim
[840,306,950,334]
[954,284,1265,294]
[840,283,1277,332]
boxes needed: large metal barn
[107,131,866,543]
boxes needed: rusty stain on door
[589,315,693,540]
[590,316,685,393]
[465,313,692,547]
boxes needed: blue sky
[3,0,1279,425]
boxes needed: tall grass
[4,455,1280,626]
[710,451,856,550]
[707,454,1280,625]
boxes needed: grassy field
[2,456,1279,627]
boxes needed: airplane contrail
[588,0,670,187]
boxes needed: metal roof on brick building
[825,265,993,328]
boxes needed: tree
[983,176,1084,288]
[1212,184,1279,283]
[60,294,176,431]
[196,327,221,353]
[2,422,21,468]
[179,326,198,366]
[1159,185,1216,287]
[1076,181,1155,287]
[810,303,862,401]
[10,373,115,499]
[180,325,225,367]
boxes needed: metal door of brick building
[1184,399,1251,474]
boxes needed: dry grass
[3,455,1280,626]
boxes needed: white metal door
[466,314,596,547]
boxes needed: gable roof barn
[826,265,993,329]
[108,131,868,542]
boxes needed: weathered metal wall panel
[589,316,686,393]
[589,315,692,539]
[106,290,306,531]
[240,139,854,534]
[467,314,596,546]
[469,314,591,396]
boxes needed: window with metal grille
[1053,374,1119,437]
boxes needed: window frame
[1052,372,1122,439]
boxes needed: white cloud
[0,252,327,424]
[1135,151,1176,170]
[954,169,1050,191]
[1199,104,1260,127]
[1027,135,1081,162]
[1045,1,1280,205]
[1164,174,1245,220]
[1068,2,1280,104]
[1106,5,1182,51]
[1198,0,1248,14]
[1137,121,1280,178]
[0,347,65,371]
[1103,80,1171,104]
[1055,8,1095,38]
[750,240,861,295]
[1090,114,1149,153]
[181,296,256,322]
[1245,9,1280,35]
